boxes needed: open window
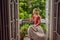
[1,0,60,40]
[19,0,50,40]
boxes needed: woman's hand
[33,24,37,27]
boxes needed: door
[53,0,60,40]
[0,0,20,40]
[57,2,60,35]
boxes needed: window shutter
[53,0,60,40]
[8,0,19,40]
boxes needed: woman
[28,8,45,40]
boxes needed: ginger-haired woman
[28,8,45,40]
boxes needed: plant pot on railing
[20,25,29,40]
[20,33,25,40]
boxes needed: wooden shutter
[53,0,60,40]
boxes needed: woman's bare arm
[36,19,40,26]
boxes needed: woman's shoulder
[33,15,40,18]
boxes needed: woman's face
[33,10,38,15]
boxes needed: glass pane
[53,32,57,40]
[14,21,17,39]
[10,4,13,20]
[53,18,56,31]
[14,3,18,19]
[54,0,58,2]
[16,0,18,3]
[54,4,57,17]
[11,22,14,38]
[10,0,14,2]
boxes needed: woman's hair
[33,8,39,15]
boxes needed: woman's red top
[32,15,40,25]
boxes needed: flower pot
[20,34,25,40]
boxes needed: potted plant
[20,24,29,40]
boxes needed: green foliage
[40,23,46,33]
[19,0,46,19]
[20,24,29,36]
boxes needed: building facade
[0,0,60,40]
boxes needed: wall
[0,0,2,40]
